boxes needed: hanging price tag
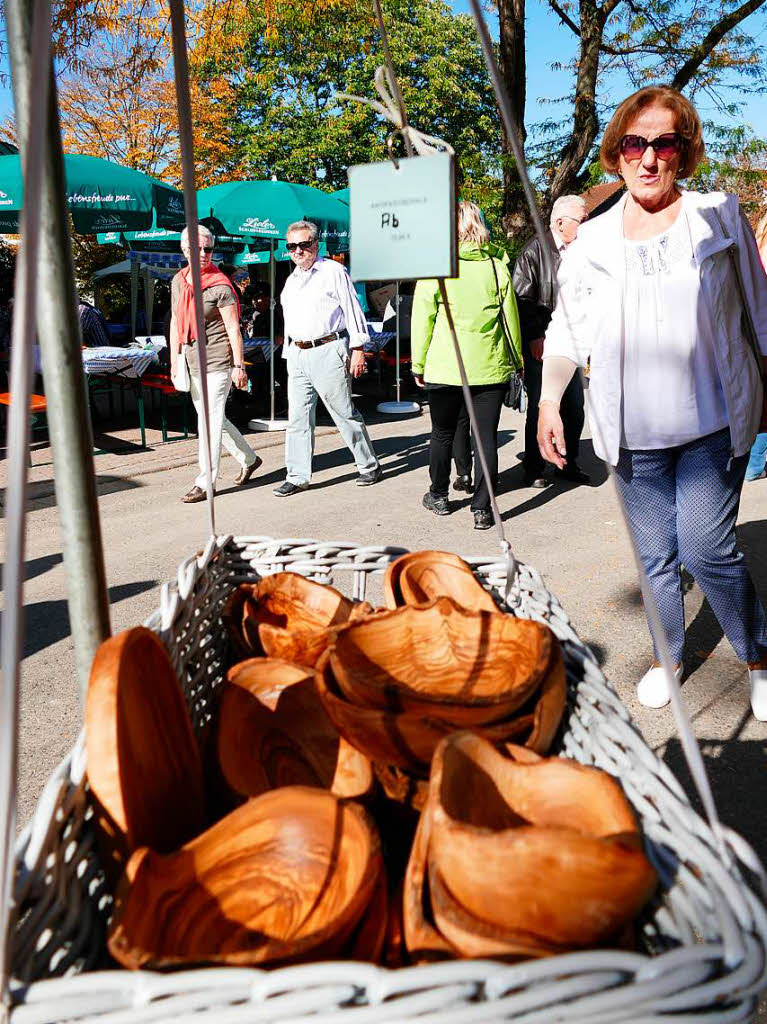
[347,152,457,282]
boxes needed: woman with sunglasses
[537,86,767,719]
[171,225,261,503]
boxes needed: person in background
[512,195,589,488]
[745,205,767,482]
[78,297,111,348]
[537,86,767,720]
[170,225,261,503]
[275,219,381,495]
[411,200,522,530]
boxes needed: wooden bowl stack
[315,594,567,806]
[404,732,658,961]
[85,557,657,973]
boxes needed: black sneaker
[473,509,493,530]
[453,474,473,493]
[356,466,383,486]
[273,480,309,497]
[423,491,451,516]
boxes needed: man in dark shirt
[78,298,111,348]
[512,195,588,487]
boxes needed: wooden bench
[138,374,192,443]
[0,392,49,464]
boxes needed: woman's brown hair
[600,86,705,180]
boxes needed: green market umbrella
[197,180,349,250]
[0,141,18,156]
[332,187,349,204]
[0,153,185,234]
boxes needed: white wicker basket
[8,536,767,1022]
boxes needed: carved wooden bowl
[383,551,497,612]
[108,787,383,969]
[217,657,373,803]
[424,733,658,955]
[223,573,370,667]
[315,647,551,775]
[329,598,555,726]
[86,627,206,874]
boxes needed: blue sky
[1,2,765,149]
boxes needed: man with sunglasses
[512,194,589,488]
[274,219,381,496]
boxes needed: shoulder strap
[490,256,522,372]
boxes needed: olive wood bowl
[108,787,383,969]
[383,551,497,612]
[428,733,658,951]
[85,627,206,874]
[217,657,373,803]
[315,648,559,774]
[223,573,371,667]
[329,598,555,726]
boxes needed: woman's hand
[537,399,567,469]
[232,366,248,390]
[413,373,425,389]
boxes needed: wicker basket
[8,535,767,1022]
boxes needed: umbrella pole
[130,257,139,341]
[376,279,419,416]
[270,240,275,422]
[5,0,111,705]
[395,280,401,403]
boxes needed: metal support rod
[5,0,111,709]
[269,239,275,422]
[1,0,52,1009]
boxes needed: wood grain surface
[108,787,383,969]
[85,627,206,874]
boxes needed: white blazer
[543,190,767,465]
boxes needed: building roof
[581,181,624,215]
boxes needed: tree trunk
[496,0,528,235]
[544,0,606,214]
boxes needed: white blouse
[621,208,728,450]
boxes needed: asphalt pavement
[2,385,766,1015]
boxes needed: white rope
[169,0,216,533]
[466,0,742,886]
[0,0,53,1012]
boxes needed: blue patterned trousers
[615,428,767,664]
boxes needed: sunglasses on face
[286,240,315,253]
[183,245,214,253]
[619,132,683,161]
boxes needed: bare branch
[671,0,767,90]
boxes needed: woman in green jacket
[412,201,523,530]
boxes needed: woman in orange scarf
[170,225,261,503]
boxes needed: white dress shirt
[280,257,369,349]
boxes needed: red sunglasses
[619,132,683,161]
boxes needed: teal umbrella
[197,180,349,250]
[332,187,349,204]
[0,153,185,234]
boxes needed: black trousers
[522,345,584,477]
[453,400,471,478]
[428,383,506,511]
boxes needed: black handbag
[490,257,526,412]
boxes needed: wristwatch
[233,364,245,370]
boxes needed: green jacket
[411,242,522,386]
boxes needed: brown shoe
[181,485,207,503]
[234,455,263,486]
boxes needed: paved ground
[2,386,766,1012]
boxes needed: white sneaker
[748,666,767,722]
[637,664,683,709]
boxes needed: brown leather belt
[292,331,344,350]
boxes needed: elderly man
[513,194,589,487]
[274,220,381,496]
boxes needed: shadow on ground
[8,579,158,658]
[0,552,63,587]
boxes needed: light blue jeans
[615,428,767,664]
[284,339,379,485]
[746,432,767,480]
